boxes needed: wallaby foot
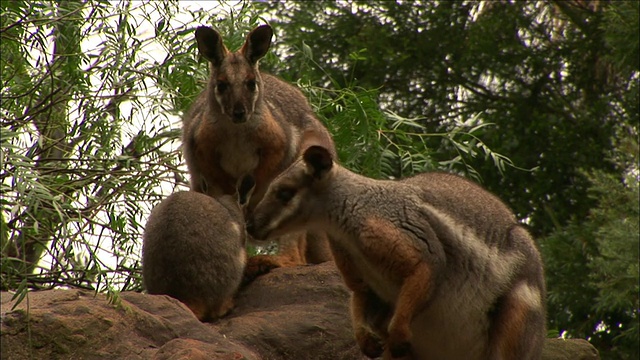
[386,340,412,359]
[356,331,384,359]
[488,281,545,359]
[214,296,235,320]
[382,347,414,360]
[184,298,209,322]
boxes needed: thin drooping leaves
[1,0,510,300]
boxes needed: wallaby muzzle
[231,106,247,123]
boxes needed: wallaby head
[195,24,273,124]
[246,145,334,240]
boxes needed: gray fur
[142,191,246,322]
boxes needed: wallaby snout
[245,217,257,238]
[232,105,247,123]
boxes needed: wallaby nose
[245,218,255,236]
[232,108,246,123]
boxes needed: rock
[1,262,599,359]
[0,289,256,360]
[542,338,600,360]
[216,262,363,360]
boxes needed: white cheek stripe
[215,91,226,114]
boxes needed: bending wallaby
[142,176,254,321]
[182,24,336,276]
[246,145,546,360]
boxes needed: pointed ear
[195,26,227,67]
[242,24,272,65]
[236,174,256,207]
[303,146,333,179]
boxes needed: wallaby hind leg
[488,281,545,360]
[488,228,545,360]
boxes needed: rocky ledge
[1,262,599,359]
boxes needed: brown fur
[245,145,546,360]
[142,191,246,322]
[182,25,336,278]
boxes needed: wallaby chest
[190,105,289,197]
[214,125,261,179]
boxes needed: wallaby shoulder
[260,73,320,128]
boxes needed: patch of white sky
[17,0,243,288]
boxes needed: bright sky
[29,0,250,290]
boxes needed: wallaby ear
[237,174,256,207]
[242,24,272,65]
[195,26,227,67]
[303,146,333,179]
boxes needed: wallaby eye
[216,81,229,93]
[276,187,296,204]
[246,79,257,91]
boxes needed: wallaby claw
[388,340,412,359]
[358,333,384,358]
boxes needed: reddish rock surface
[1,262,599,359]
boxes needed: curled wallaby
[246,145,546,360]
[182,24,336,279]
[142,176,254,322]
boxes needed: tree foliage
[542,165,639,360]
[262,0,638,238]
[1,1,500,294]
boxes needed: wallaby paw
[386,340,412,359]
[362,338,384,358]
[356,332,384,358]
[385,324,412,359]
[242,255,281,285]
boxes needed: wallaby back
[182,24,336,274]
[142,191,246,322]
[246,146,546,360]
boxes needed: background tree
[262,0,637,237]
[1,0,188,294]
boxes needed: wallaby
[182,24,336,278]
[142,175,254,322]
[245,145,546,360]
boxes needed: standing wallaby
[245,145,546,360]
[142,175,254,322]
[182,24,336,278]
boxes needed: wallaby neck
[323,166,400,237]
